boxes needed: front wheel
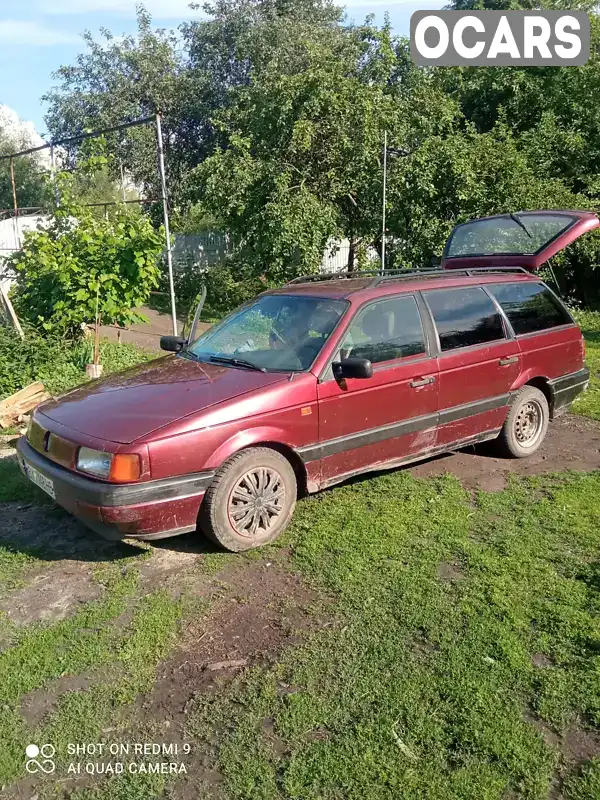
[496,385,549,458]
[198,447,297,552]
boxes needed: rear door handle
[410,375,436,388]
[499,356,519,366]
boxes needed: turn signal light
[109,454,141,482]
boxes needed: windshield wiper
[209,355,266,373]
[510,212,533,239]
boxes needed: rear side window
[425,287,506,352]
[488,282,572,335]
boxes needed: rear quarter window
[488,282,572,336]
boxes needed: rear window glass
[488,282,572,335]
[425,287,506,352]
[447,214,575,257]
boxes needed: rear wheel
[496,385,549,458]
[198,447,297,552]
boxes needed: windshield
[447,213,577,257]
[186,294,348,372]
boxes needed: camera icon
[25,743,56,774]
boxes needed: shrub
[158,258,273,324]
[0,327,154,401]
[8,172,164,337]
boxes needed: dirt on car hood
[39,355,287,444]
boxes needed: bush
[0,327,154,401]
[8,170,164,337]
[157,258,274,324]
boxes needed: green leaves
[9,193,163,337]
[41,1,600,309]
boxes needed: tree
[44,7,182,200]
[0,106,50,211]
[8,163,163,337]
[43,1,600,309]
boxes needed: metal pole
[119,161,127,202]
[155,113,178,336]
[381,130,387,273]
[9,158,18,216]
[9,158,21,250]
[50,145,60,207]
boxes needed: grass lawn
[573,310,600,420]
[0,314,598,798]
[0,465,598,799]
[184,469,600,800]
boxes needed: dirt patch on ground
[4,563,103,626]
[561,722,600,764]
[410,414,600,489]
[20,671,93,727]
[0,505,207,625]
[144,559,325,731]
[140,557,327,800]
[438,560,466,582]
[531,652,554,669]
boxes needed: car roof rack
[287,266,530,287]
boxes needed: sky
[0,0,444,138]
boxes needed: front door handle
[410,375,436,388]
[499,356,519,366]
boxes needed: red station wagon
[17,211,596,551]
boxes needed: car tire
[198,447,297,552]
[496,385,549,458]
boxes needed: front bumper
[16,438,215,540]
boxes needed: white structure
[321,237,380,273]
[173,233,379,275]
[0,213,48,294]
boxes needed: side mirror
[333,357,373,380]
[430,255,441,268]
[160,335,185,353]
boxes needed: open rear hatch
[442,210,599,271]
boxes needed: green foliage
[0,326,154,400]
[0,117,50,212]
[8,166,163,336]
[572,310,600,420]
[43,1,600,308]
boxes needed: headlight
[77,447,113,478]
[77,448,141,481]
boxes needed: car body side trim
[548,367,590,391]
[297,393,510,462]
[317,428,502,490]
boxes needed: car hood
[39,355,288,444]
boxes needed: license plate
[25,464,56,499]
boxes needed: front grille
[47,434,76,465]
[28,419,76,468]
[27,418,47,453]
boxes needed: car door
[315,293,439,485]
[422,285,521,447]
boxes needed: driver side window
[339,295,427,365]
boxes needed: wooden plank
[0,283,24,339]
[0,382,45,410]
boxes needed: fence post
[155,113,178,336]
